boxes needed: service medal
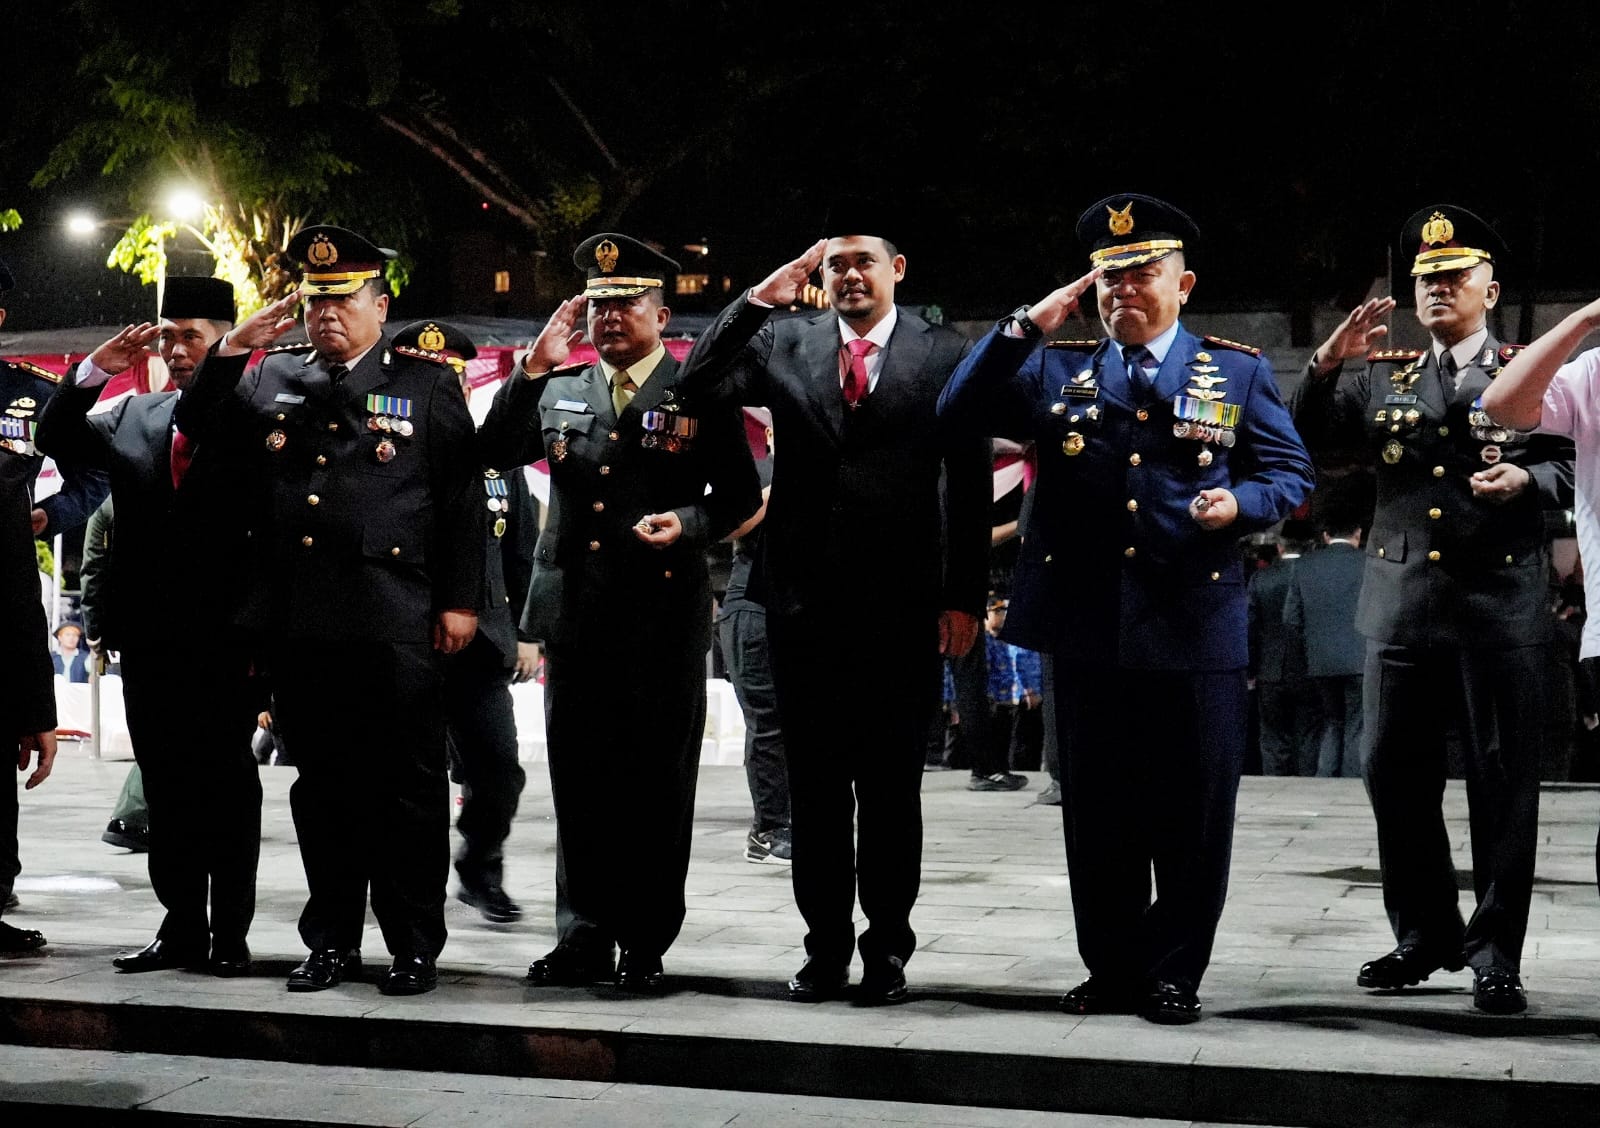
[375,439,397,463]
[1197,449,1214,467]
[1062,432,1085,456]
[550,438,568,462]
[493,516,507,538]
[1404,409,1421,425]
[396,420,414,437]
[367,417,382,432]
[1481,444,1503,464]
[1382,439,1403,464]
[266,430,287,452]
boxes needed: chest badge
[550,437,569,463]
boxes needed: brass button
[1377,547,1386,558]
[1427,550,1441,562]
[1129,453,1142,466]
[1428,507,1441,519]
[608,430,620,441]
[592,501,605,512]
[1136,409,1149,422]
[663,570,673,579]
[1505,554,1514,565]
[391,547,401,557]
[1126,499,1139,512]
[1439,426,1450,437]
[1050,403,1066,416]
[1433,466,1445,478]
[1123,547,1136,558]
[307,494,319,506]
[1390,423,1401,433]
[1044,554,1053,563]
[599,465,611,476]
[316,455,328,466]
[327,422,339,432]
[1210,571,1220,581]
[276,412,286,421]
[588,540,601,552]
[301,535,314,547]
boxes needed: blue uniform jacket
[938,323,1313,670]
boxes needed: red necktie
[844,339,873,406]
[170,430,195,489]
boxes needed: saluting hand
[523,296,588,376]
[1021,267,1103,337]
[221,291,303,354]
[86,323,161,375]
[750,239,828,307]
[1310,297,1397,376]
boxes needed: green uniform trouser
[111,764,148,829]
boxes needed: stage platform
[3,750,1599,1126]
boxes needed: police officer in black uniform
[1291,204,1575,1014]
[175,228,483,997]
[391,320,535,925]
[477,233,759,992]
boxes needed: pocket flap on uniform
[1370,528,1406,563]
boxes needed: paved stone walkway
[3,746,1599,1126]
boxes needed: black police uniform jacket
[477,352,759,648]
[36,382,243,651]
[1291,340,1575,649]
[471,466,538,664]
[3,358,108,540]
[172,341,483,641]
[939,324,1314,670]
[0,445,53,738]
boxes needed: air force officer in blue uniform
[938,195,1313,1023]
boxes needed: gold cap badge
[1108,203,1135,236]
[596,239,620,273]
[308,234,338,266]
[1421,212,1455,246]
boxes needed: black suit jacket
[679,296,991,620]
[1284,541,1366,678]
[172,340,483,644]
[1247,556,1308,684]
[37,382,243,650]
[0,455,53,736]
[477,350,759,648]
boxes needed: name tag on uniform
[1384,394,1419,405]
[1059,384,1098,398]
[274,392,306,404]
[553,399,590,413]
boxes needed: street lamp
[165,187,205,223]
[65,211,99,239]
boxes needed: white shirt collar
[839,306,898,350]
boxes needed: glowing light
[65,212,99,238]
[165,188,206,221]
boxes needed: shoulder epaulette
[1044,339,1101,350]
[264,342,315,355]
[1202,334,1261,357]
[394,345,448,365]
[1367,347,1423,363]
[12,359,62,383]
[1499,343,1527,361]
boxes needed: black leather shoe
[209,942,252,978]
[0,921,46,953]
[101,819,150,852]
[527,943,615,986]
[1141,980,1202,1025]
[113,938,207,973]
[379,954,438,996]
[615,950,665,993]
[1059,975,1142,1015]
[1357,943,1465,990]
[857,955,909,1005]
[787,957,849,1001]
[286,948,362,992]
[1473,967,1528,1014]
[457,880,522,924]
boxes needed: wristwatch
[1005,305,1042,339]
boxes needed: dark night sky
[5,1,1600,334]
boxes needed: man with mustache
[37,277,263,977]
[1291,204,1574,1014]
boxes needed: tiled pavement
[3,747,1599,1126]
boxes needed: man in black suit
[1284,507,1367,777]
[1291,204,1574,1014]
[37,277,263,977]
[1247,527,1320,776]
[477,234,759,991]
[678,205,991,1003]
[173,228,484,997]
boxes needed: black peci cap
[159,276,236,323]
